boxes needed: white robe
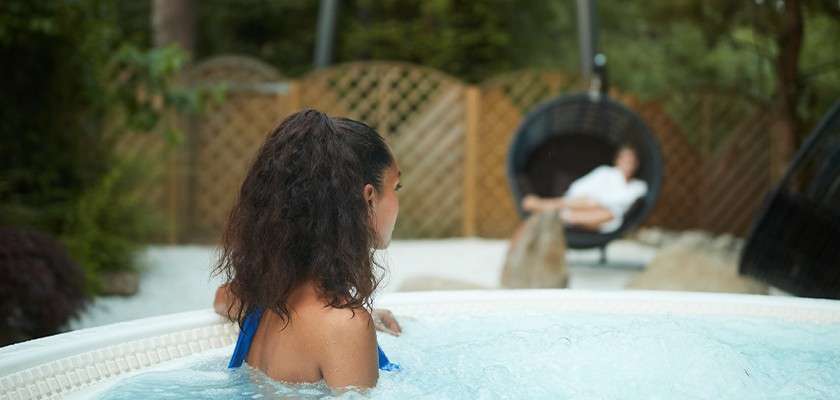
[565,166,648,233]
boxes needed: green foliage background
[188,1,838,126]
[0,1,202,293]
[112,0,839,136]
[1,0,838,294]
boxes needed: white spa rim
[2,289,840,400]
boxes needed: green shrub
[0,1,211,295]
[60,156,161,292]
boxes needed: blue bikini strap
[228,308,399,371]
[228,308,263,368]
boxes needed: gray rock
[500,211,568,289]
[633,227,697,249]
[99,271,141,296]
[710,233,738,253]
[674,230,715,248]
[397,276,488,292]
[627,239,768,295]
[633,227,667,247]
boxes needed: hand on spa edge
[372,308,402,336]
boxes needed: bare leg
[523,195,605,213]
[562,197,602,209]
[522,195,615,231]
[562,205,615,231]
[522,194,566,212]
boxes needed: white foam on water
[90,311,840,399]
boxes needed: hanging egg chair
[506,88,664,261]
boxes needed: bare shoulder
[318,307,376,351]
[320,306,373,332]
[315,307,379,389]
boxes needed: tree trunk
[770,0,803,180]
[151,0,196,57]
[151,0,196,244]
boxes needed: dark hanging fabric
[740,101,840,299]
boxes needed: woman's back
[214,110,402,390]
[245,281,378,385]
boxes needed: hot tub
[2,290,839,399]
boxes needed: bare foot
[522,195,542,212]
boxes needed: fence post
[166,151,177,244]
[463,86,480,237]
[167,114,189,244]
[288,80,302,112]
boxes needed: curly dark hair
[213,109,394,327]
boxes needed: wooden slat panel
[147,59,775,242]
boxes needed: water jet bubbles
[93,314,840,399]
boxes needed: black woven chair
[739,101,840,299]
[507,93,664,262]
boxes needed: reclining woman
[522,145,647,232]
[212,109,402,391]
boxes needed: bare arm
[372,308,402,336]
[213,284,240,320]
[319,309,379,391]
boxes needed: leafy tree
[0,0,204,292]
[608,0,840,172]
[193,0,571,82]
[336,0,572,82]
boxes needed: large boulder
[99,270,141,296]
[500,211,568,289]
[397,276,487,292]
[627,232,767,294]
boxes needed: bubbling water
[96,311,840,399]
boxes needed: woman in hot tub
[211,109,402,391]
[522,145,647,232]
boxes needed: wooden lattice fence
[659,92,773,235]
[297,62,470,238]
[473,71,578,237]
[139,56,776,243]
[613,94,704,231]
[183,56,293,241]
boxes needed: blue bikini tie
[228,308,399,371]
